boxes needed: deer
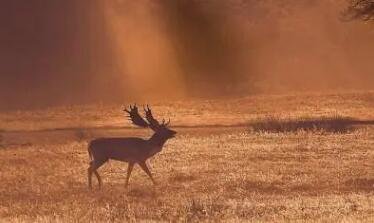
[87,104,177,189]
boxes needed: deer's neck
[148,133,168,149]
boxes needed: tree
[345,0,374,21]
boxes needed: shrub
[248,116,356,133]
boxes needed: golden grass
[1,91,374,222]
[1,91,373,131]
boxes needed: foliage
[249,116,357,133]
[344,0,374,21]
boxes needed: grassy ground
[0,91,374,222]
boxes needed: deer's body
[89,137,162,163]
[87,105,176,189]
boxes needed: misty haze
[1,0,373,109]
[0,0,374,222]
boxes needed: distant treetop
[345,0,374,21]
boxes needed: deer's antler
[144,105,162,131]
[161,118,170,126]
[124,104,149,128]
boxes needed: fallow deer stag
[87,104,176,189]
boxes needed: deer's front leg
[88,167,93,189]
[125,162,134,187]
[138,161,156,185]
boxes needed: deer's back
[89,137,151,162]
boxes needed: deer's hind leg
[88,159,107,189]
[125,162,134,188]
[138,161,156,185]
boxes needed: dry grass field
[0,91,374,222]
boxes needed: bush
[248,116,356,133]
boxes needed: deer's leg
[138,161,156,185]
[94,170,102,189]
[88,159,107,189]
[88,164,94,189]
[125,162,134,187]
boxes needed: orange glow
[102,0,186,99]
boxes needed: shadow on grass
[344,178,374,192]
[126,186,158,198]
[0,134,3,148]
[168,173,197,183]
[226,179,374,196]
[248,116,374,133]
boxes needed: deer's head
[124,104,177,140]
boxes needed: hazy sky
[0,0,373,109]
